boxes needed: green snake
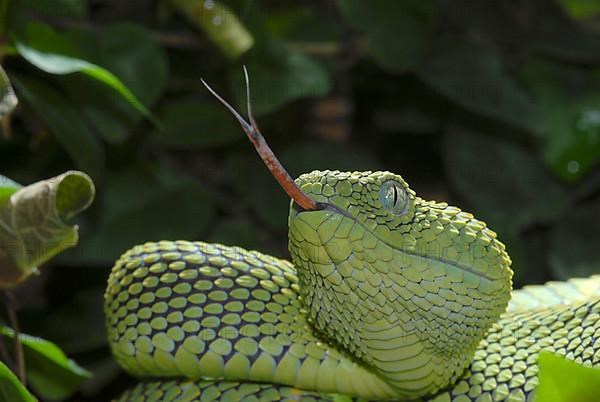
[105,72,600,402]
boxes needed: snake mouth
[292,200,351,217]
[292,201,314,214]
[291,198,502,283]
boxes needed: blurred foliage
[0,0,598,400]
[1,327,91,400]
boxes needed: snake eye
[379,181,408,215]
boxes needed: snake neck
[289,223,511,397]
[288,170,513,398]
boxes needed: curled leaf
[0,171,95,288]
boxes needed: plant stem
[1,115,12,140]
[0,324,14,368]
[5,291,25,385]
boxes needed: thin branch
[0,324,14,370]
[5,291,25,385]
[1,115,13,140]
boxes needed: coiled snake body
[106,170,600,402]
[105,75,600,402]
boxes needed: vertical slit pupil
[392,185,398,207]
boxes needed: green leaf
[0,360,36,402]
[0,174,22,205]
[14,23,83,73]
[69,164,216,266]
[172,0,254,60]
[518,59,600,181]
[14,22,153,120]
[535,351,600,402]
[419,36,541,133]
[231,40,330,116]
[56,23,168,143]
[152,98,241,149]
[549,203,600,280]
[1,327,91,400]
[559,0,600,19]
[0,171,95,288]
[0,65,17,120]
[339,0,436,73]
[10,74,105,179]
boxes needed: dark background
[1,0,599,400]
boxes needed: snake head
[204,70,513,399]
[288,170,513,398]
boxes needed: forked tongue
[201,67,318,211]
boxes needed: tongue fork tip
[201,68,318,211]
